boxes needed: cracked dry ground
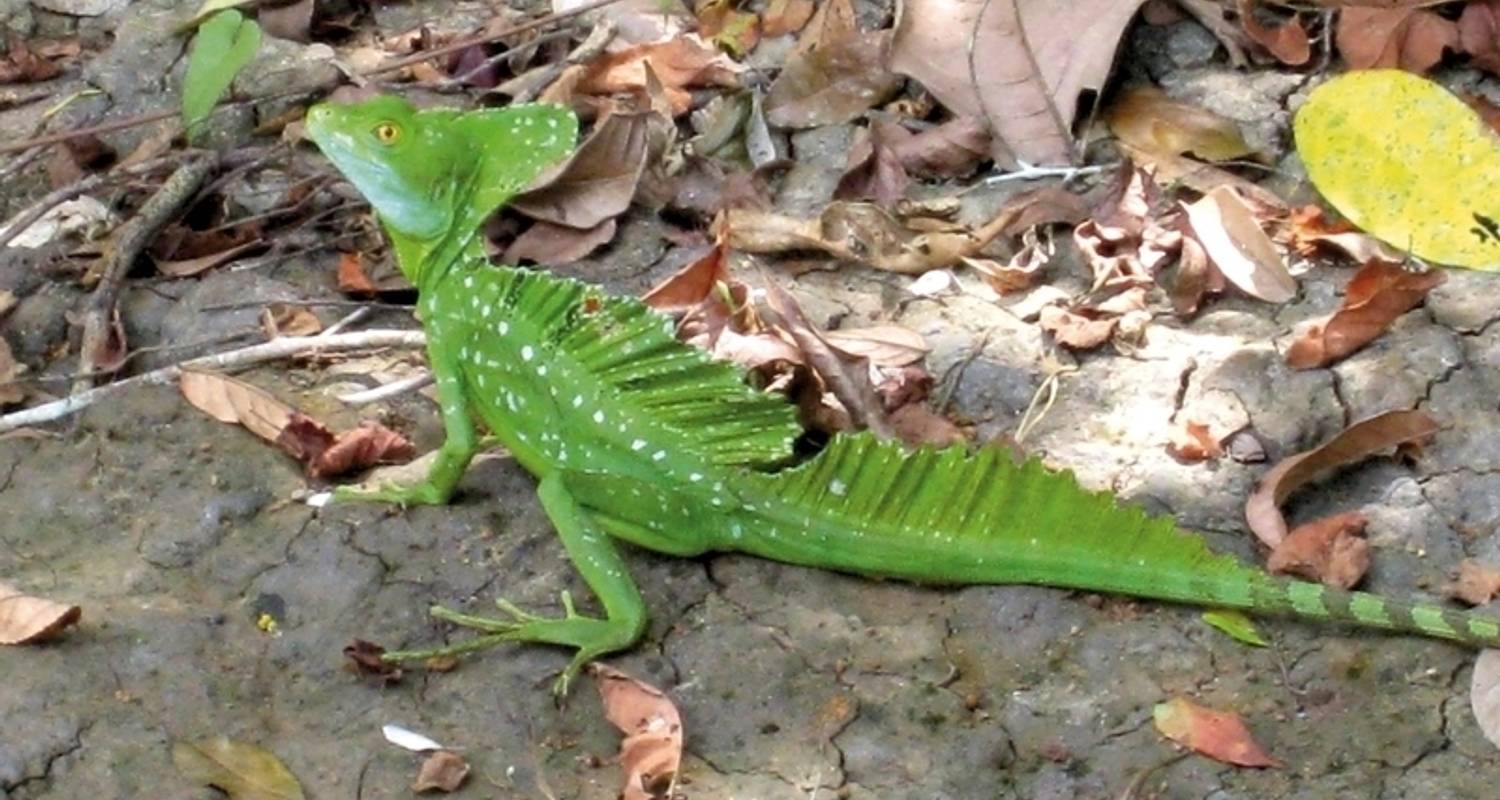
[7,254,1500,799]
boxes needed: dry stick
[0,330,426,433]
[0,153,195,249]
[366,0,626,77]
[74,155,219,394]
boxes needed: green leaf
[172,737,306,800]
[182,9,261,143]
[1202,609,1268,647]
[1294,69,1500,271]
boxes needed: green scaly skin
[305,96,1500,694]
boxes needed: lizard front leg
[384,472,648,694]
[332,348,478,507]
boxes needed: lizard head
[306,93,578,265]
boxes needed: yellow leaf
[1294,69,1500,271]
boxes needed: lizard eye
[373,122,401,144]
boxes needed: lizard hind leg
[382,472,649,695]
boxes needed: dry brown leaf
[337,251,377,295]
[763,29,901,128]
[1336,6,1458,72]
[1236,0,1311,66]
[888,402,968,446]
[179,371,293,442]
[171,737,306,800]
[889,0,1148,166]
[823,325,929,367]
[1153,697,1281,768]
[0,336,23,406]
[260,304,322,338]
[889,116,991,178]
[791,0,857,54]
[1286,260,1444,370]
[1037,306,1118,350]
[1107,86,1259,164]
[1284,204,1403,264]
[1266,510,1370,589]
[343,639,403,684]
[1171,227,1213,316]
[278,414,415,479]
[511,112,659,229]
[411,751,469,794]
[963,235,1049,294]
[1459,0,1500,73]
[834,120,911,207]
[1451,560,1500,606]
[260,0,314,42]
[1244,409,1438,547]
[763,280,894,436]
[697,0,760,55]
[642,243,730,313]
[0,581,81,644]
[1182,186,1295,303]
[590,663,683,800]
[762,0,815,37]
[1167,419,1224,462]
[155,239,264,277]
[503,219,618,265]
[577,34,739,113]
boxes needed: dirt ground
[4,1,1500,798]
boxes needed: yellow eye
[373,123,400,144]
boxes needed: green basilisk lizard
[304,95,1500,693]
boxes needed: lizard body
[305,96,1500,691]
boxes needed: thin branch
[75,155,219,392]
[0,330,426,433]
[368,0,626,76]
[338,371,433,405]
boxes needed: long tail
[737,433,1500,648]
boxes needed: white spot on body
[521,345,534,361]
[573,395,584,408]
[631,439,646,451]
[829,479,847,497]
[498,321,509,335]
[652,451,666,461]
[593,410,604,423]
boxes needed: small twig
[440,26,579,90]
[75,154,219,393]
[368,0,626,77]
[0,330,426,433]
[338,371,433,405]
[980,162,1115,186]
[323,306,373,336]
[0,153,194,250]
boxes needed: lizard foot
[381,591,635,696]
[328,480,452,508]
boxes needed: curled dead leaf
[412,751,469,794]
[1450,560,1500,606]
[0,581,81,644]
[1245,409,1437,547]
[1285,260,1444,370]
[1167,419,1224,462]
[343,639,403,684]
[1265,511,1370,589]
[0,336,23,406]
[1153,697,1281,768]
[642,244,730,314]
[1182,186,1295,303]
[764,29,900,128]
[1237,0,1311,66]
[590,663,683,800]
